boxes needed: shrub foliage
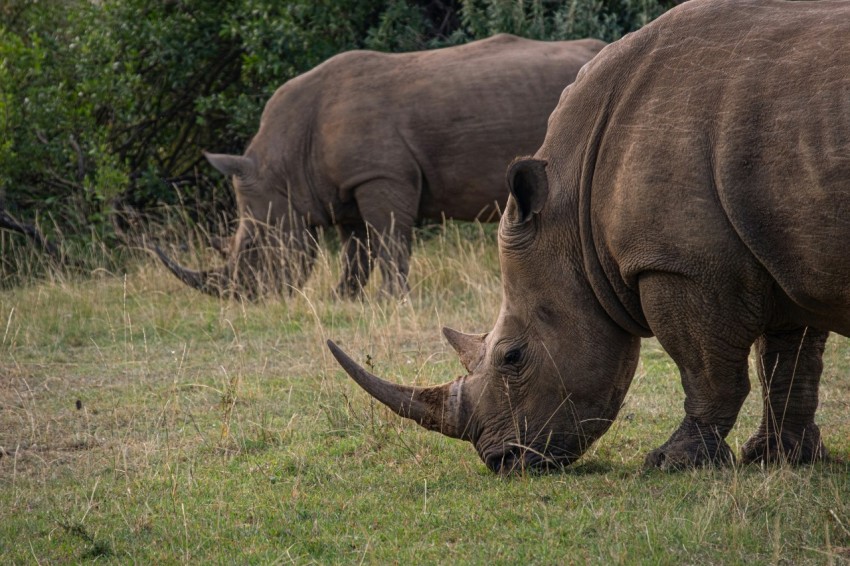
[0,0,678,252]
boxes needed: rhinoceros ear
[204,151,256,180]
[443,327,487,373]
[506,157,548,224]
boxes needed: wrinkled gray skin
[329,0,850,474]
[157,35,605,300]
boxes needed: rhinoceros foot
[644,417,735,471]
[741,422,828,465]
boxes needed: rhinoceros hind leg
[741,327,829,465]
[336,224,372,299]
[374,231,411,298]
[741,422,827,464]
[351,179,417,298]
[644,416,735,470]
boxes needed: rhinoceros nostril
[485,453,505,473]
[485,449,522,475]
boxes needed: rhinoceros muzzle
[485,446,541,475]
[483,442,583,475]
[328,339,593,473]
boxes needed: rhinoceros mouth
[483,443,582,475]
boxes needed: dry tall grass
[0,221,848,563]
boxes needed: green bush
[459,0,677,42]
[0,0,676,268]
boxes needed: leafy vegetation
[1,224,848,563]
[1,0,679,270]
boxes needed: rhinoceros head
[329,158,641,473]
[156,151,317,300]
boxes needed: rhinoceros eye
[503,347,524,367]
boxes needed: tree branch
[0,208,64,264]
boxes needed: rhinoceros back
[570,0,850,332]
[694,1,850,327]
[304,35,605,222]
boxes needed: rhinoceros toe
[644,417,735,471]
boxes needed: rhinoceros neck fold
[579,234,652,338]
[570,106,652,339]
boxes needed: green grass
[1,222,848,564]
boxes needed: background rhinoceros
[157,34,605,299]
[330,0,850,473]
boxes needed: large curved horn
[154,246,229,298]
[327,340,468,440]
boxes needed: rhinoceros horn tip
[152,244,226,298]
[152,244,173,266]
[327,340,373,383]
[327,339,343,358]
[327,340,360,378]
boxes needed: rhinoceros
[156,34,605,299]
[328,0,850,473]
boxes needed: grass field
[1,223,848,564]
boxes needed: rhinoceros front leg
[741,327,828,464]
[638,272,763,470]
[336,223,372,298]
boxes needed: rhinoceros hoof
[741,423,828,465]
[644,441,734,471]
[644,418,735,471]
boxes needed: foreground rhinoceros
[329,0,850,473]
[157,34,605,299]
